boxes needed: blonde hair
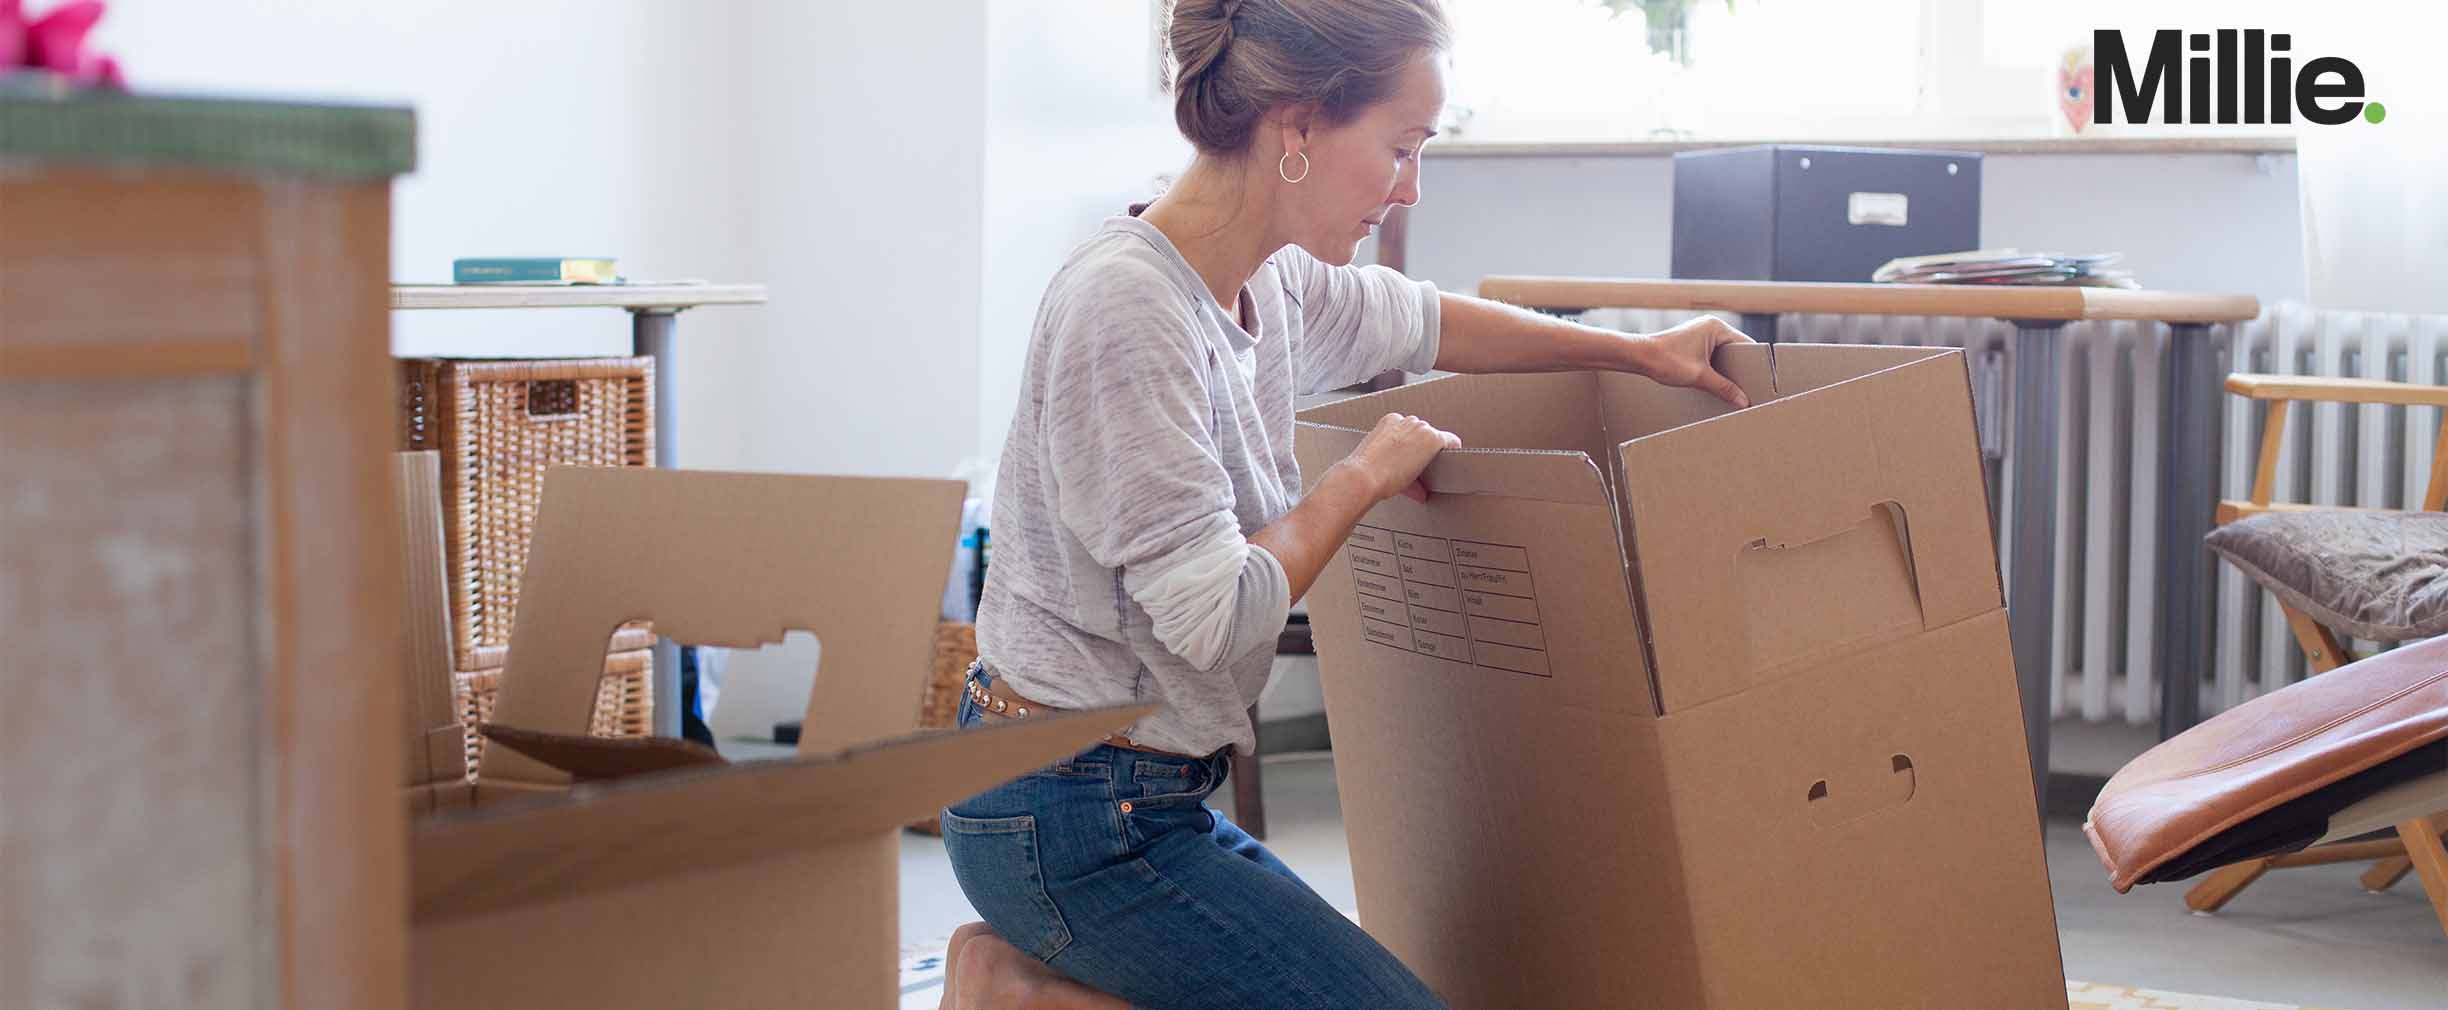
[1163,0,1451,156]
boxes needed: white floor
[876,750,2448,1010]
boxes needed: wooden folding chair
[2182,374,2448,936]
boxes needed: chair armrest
[2225,374,2448,407]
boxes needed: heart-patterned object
[2058,45,2097,135]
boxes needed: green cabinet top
[0,78,416,179]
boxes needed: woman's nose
[1392,164,1423,208]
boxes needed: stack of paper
[1873,249,2137,288]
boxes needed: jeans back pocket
[939,811,1073,961]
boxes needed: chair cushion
[2205,510,2448,642]
[2131,741,2444,885]
[2084,635,2448,892]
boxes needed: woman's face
[1282,54,1446,267]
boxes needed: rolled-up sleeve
[1280,247,1441,394]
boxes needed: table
[1476,276,2261,812]
[391,282,768,737]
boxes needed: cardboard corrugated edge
[396,451,470,807]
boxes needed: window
[1437,0,2301,142]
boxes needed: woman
[939,2,1750,1007]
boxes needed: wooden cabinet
[2,92,416,1010]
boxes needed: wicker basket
[921,622,978,730]
[398,357,656,670]
[907,622,979,835]
[453,648,654,776]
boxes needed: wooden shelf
[391,283,768,311]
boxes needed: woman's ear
[1271,102,1319,152]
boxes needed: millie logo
[2095,28,2385,126]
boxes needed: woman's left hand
[1640,316,1752,409]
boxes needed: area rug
[899,937,2346,1009]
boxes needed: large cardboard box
[395,460,1145,1009]
[1293,344,2066,1009]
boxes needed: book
[452,257,620,285]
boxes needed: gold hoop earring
[1278,150,1310,184]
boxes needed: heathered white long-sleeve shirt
[975,214,1440,756]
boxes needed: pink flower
[5,0,127,90]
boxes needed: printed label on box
[1411,629,1471,661]
[1409,606,1467,638]
[1462,590,1539,624]
[1469,615,1547,651]
[1455,565,1534,598]
[1358,595,1404,624]
[1348,525,1549,678]
[1347,526,1394,552]
[1394,533,1452,563]
[1351,547,1398,576]
[1355,571,1404,603]
[1361,617,1411,648]
[1451,541,1529,572]
[1397,556,1456,588]
[1403,583,1462,612]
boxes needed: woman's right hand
[1339,412,1461,504]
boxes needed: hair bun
[1165,0,1452,156]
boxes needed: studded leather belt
[965,675,1193,758]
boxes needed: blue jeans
[940,666,1449,1010]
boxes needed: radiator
[1590,303,2446,726]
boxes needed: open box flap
[413,704,1153,923]
[1296,371,1601,452]
[1617,349,2000,712]
[480,724,730,780]
[1295,420,1612,507]
[479,468,965,786]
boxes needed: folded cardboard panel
[1294,344,2062,1009]
[395,464,1149,1009]
[1656,611,2061,1007]
[397,451,472,798]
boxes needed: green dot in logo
[2365,102,2386,124]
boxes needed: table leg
[1739,312,1778,346]
[1231,703,1268,840]
[2155,322,2226,740]
[633,308,683,739]
[2006,320,2066,815]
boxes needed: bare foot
[938,922,1129,1010]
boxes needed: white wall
[978,0,1190,468]
[1400,150,2311,305]
[2292,19,2448,314]
[95,0,988,479]
[710,2,987,478]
